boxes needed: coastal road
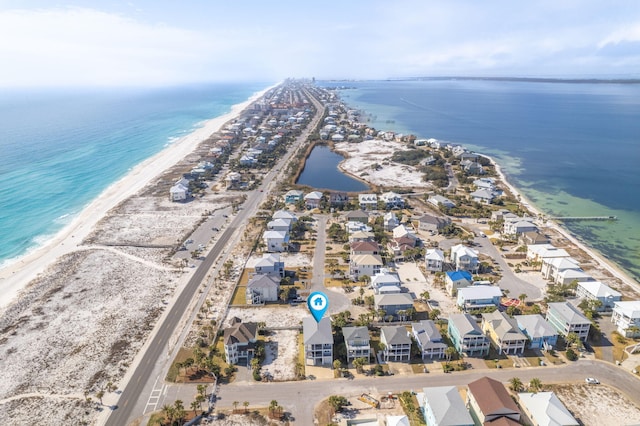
[215,359,640,423]
[105,223,238,426]
[106,85,326,425]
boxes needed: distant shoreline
[324,76,640,85]
[0,84,276,309]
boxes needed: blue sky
[1,0,639,86]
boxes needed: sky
[1,0,639,86]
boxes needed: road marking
[143,377,165,414]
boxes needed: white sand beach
[0,86,272,310]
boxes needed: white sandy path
[0,84,276,310]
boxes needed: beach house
[358,193,378,210]
[304,191,323,209]
[224,317,258,366]
[169,178,190,202]
[611,301,640,337]
[467,377,521,425]
[253,253,285,277]
[380,191,405,209]
[427,195,456,209]
[349,253,383,280]
[370,269,402,294]
[541,256,581,282]
[272,209,298,226]
[425,248,445,272]
[450,244,479,273]
[344,210,369,224]
[515,314,558,350]
[303,317,333,366]
[518,392,579,426]
[380,326,412,362]
[262,230,289,252]
[445,270,473,296]
[284,189,304,204]
[481,311,527,355]
[419,386,474,426]
[546,302,591,341]
[416,214,451,234]
[383,211,399,231]
[411,320,448,359]
[576,281,622,310]
[457,285,502,313]
[448,313,489,356]
[245,274,280,304]
[374,293,414,317]
[342,326,371,363]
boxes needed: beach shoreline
[487,156,640,292]
[0,84,275,310]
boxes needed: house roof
[304,191,323,200]
[451,244,479,259]
[392,224,416,239]
[351,241,380,252]
[224,318,258,346]
[467,377,521,420]
[418,214,450,226]
[272,209,297,220]
[449,313,483,336]
[412,320,447,351]
[577,281,622,299]
[375,292,414,307]
[482,311,527,342]
[345,210,369,219]
[544,256,580,269]
[254,253,281,268]
[303,317,333,345]
[547,302,591,325]
[515,314,557,339]
[446,270,473,282]
[421,386,474,426]
[386,415,410,426]
[263,230,288,240]
[371,271,401,285]
[613,301,640,319]
[380,326,411,345]
[470,188,496,200]
[458,286,502,300]
[351,254,383,266]
[247,274,280,290]
[425,248,445,261]
[267,218,290,229]
[342,326,369,342]
[518,392,579,426]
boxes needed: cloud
[0,7,255,86]
[0,3,639,86]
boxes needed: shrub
[566,348,578,361]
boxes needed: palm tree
[420,291,430,302]
[509,377,524,392]
[232,401,239,413]
[518,293,527,304]
[190,400,199,415]
[95,390,105,405]
[269,400,279,416]
[243,401,249,413]
[161,404,175,425]
[197,384,207,398]
[529,377,543,393]
[445,347,457,364]
[429,308,441,321]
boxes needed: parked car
[585,377,600,385]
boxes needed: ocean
[320,79,640,281]
[0,83,270,268]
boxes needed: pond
[296,144,369,191]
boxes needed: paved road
[216,359,640,423]
[311,214,351,314]
[106,224,237,426]
[105,85,326,425]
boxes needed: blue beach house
[445,270,473,296]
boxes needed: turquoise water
[321,80,640,280]
[296,145,369,191]
[0,83,270,268]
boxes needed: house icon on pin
[314,297,323,307]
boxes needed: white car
[585,377,600,385]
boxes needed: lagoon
[296,144,369,192]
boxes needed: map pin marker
[307,291,329,323]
